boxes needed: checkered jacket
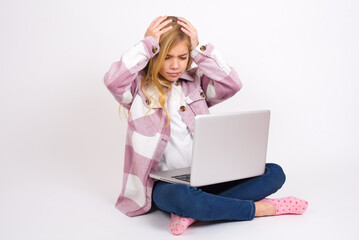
[104,36,242,217]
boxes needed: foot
[254,201,276,217]
[260,196,308,215]
[169,213,196,235]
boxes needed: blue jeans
[152,163,286,221]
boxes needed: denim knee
[266,163,286,189]
[152,181,175,208]
[152,182,193,213]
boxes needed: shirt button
[180,106,186,112]
[200,45,206,51]
[152,46,158,54]
[200,92,206,98]
[145,99,151,105]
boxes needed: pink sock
[169,213,196,235]
[260,196,308,215]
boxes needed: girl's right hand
[144,16,173,43]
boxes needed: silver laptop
[149,110,270,187]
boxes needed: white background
[1,0,358,239]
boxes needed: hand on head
[144,16,199,50]
[144,16,173,43]
[176,17,199,50]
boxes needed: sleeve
[103,36,160,109]
[190,41,243,107]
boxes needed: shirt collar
[178,70,195,82]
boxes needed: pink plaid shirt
[104,36,242,217]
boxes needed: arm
[103,36,160,109]
[103,16,173,109]
[177,17,242,108]
[191,42,243,107]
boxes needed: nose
[170,58,179,69]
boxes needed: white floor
[1,153,358,240]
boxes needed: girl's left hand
[177,17,199,50]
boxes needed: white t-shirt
[158,83,193,171]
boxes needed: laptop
[149,110,271,187]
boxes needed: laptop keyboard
[172,174,191,182]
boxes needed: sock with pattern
[260,196,308,215]
[169,213,196,235]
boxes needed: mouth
[168,72,180,77]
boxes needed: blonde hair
[140,16,193,127]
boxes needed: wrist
[192,42,199,50]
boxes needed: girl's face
[159,40,189,82]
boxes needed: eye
[180,57,187,60]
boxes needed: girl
[104,16,308,235]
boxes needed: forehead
[167,40,189,55]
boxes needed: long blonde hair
[140,16,193,127]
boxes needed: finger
[178,16,188,22]
[150,16,168,28]
[149,16,162,27]
[158,25,173,35]
[156,18,173,30]
[178,17,195,29]
[177,20,196,33]
[179,26,192,37]
[179,24,195,37]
